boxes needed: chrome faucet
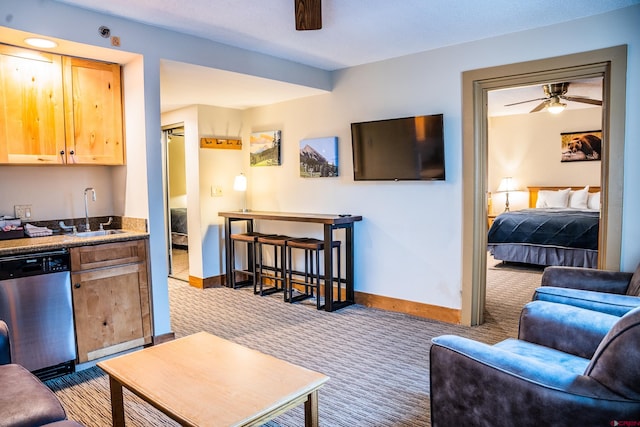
[84,188,96,232]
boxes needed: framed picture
[250,130,281,166]
[299,137,338,177]
[561,130,602,162]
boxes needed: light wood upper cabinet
[63,57,124,165]
[0,44,66,164]
[0,43,125,165]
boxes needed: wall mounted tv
[351,114,445,181]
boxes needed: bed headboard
[528,186,601,208]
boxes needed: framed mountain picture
[299,137,338,177]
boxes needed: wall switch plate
[14,204,32,220]
[211,186,223,197]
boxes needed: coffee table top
[97,332,329,426]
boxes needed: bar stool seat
[229,232,273,289]
[256,234,292,296]
[286,237,341,309]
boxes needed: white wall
[2,1,639,325]
[0,166,118,220]
[488,107,602,212]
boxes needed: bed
[170,207,188,247]
[488,186,600,268]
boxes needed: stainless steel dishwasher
[0,249,76,380]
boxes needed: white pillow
[587,191,601,210]
[536,188,571,208]
[568,186,589,209]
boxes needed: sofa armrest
[517,301,618,359]
[533,287,640,317]
[541,266,632,294]
[429,335,639,426]
[0,320,10,365]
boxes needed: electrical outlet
[14,204,32,220]
[211,185,223,197]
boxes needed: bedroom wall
[488,107,602,212]
[168,135,187,208]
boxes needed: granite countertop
[0,230,149,256]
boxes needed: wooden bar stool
[229,232,273,289]
[286,237,341,309]
[256,234,291,296]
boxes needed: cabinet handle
[74,283,81,289]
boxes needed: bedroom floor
[171,247,189,282]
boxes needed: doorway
[461,45,627,326]
[163,125,189,281]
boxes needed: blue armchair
[0,320,83,427]
[429,301,640,426]
[533,264,640,316]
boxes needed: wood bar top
[219,210,362,225]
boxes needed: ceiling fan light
[547,101,566,114]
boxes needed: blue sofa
[0,320,83,427]
[430,301,640,426]
[534,264,640,316]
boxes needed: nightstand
[487,214,497,229]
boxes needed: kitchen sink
[74,230,126,238]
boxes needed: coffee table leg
[304,390,319,427]
[108,376,126,427]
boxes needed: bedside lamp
[233,173,248,212]
[497,177,517,212]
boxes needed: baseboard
[355,291,461,324]
[153,332,176,345]
[189,274,224,289]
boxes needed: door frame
[461,45,627,326]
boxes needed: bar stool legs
[286,238,341,309]
[256,235,291,296]
[229,232,271,289]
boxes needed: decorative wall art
[560,130,602,162]
[250,130,281,166]
[299,137,338,178]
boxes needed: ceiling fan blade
[295,0,322,31]
[561,95,603,106]
[504,97,546,107]
[529,101,548,113]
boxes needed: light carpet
[46,258,543,426]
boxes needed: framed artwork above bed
[560,130,602,162]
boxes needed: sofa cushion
[534,286,639,317]
[0,364,67,426]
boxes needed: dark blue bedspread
[488,209,599,250]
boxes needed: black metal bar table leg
[323,223,333,311]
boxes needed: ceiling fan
[505,82,603,114]
[295,0,322,30]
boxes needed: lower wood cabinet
[70,239,152,363]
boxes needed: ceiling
[36,1,636,111]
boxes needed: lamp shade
[497,177,516,193]
[233,173,247,192]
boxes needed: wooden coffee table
[97,332,329,426]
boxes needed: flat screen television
[351,114,445,181]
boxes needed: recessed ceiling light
[24,38,58,49]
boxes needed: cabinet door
[0,44,65,164]
[71,262,147,363]
[63,57,124,165]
